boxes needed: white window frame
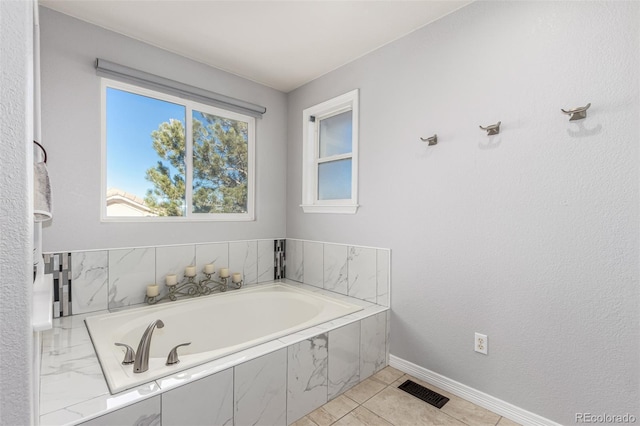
[301,89,359,214]
[101,78,255,222]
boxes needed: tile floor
[293,366,522,426]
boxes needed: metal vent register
[398,380,450,409]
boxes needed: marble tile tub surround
[52,238,284,315]
[286,239,391,307]
[39,283,389,426]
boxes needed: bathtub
[85,283,363,393]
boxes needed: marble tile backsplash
[347,246,377,303]
[323,243,349,295]
[47,238,389,316]
[71,251,108,315]
[287,239,304,282]
[48,239,283,316]
[303,241,324,288]
[257,240,276,283]
[108,247,155,310]
[229,240,259,285]
[194,242,228,283]
[155,245,196,290]
[286,239,391,307]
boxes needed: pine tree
[144,119,186,216]
[192,111,248,213]
[144,113,248,216]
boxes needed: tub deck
[39,280,388,426]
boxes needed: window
[102,79,255,221]
[301,89,359,214]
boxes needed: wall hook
[561,103,591,121]
[420,134,438,146]
[479,121,501,136]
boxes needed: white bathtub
[85,283,363,393]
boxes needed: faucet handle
[114,343,136,365]
[166,342,191,366]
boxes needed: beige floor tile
[307,406,336,426]
[332,406,393,426]
[440,395,500,426]
[391,373,411,388]
[308,395,358,426]
[363,386,466,425]
[344,378,387,404]
[291,415,320,426]
[497,416,522,426]
[371,366,405,385]
[390,374,500,426]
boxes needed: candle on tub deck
[219,268,230,278]
[146,284,159,297]
[204,263,215,274]
[166,274,178,286]
[232,273,242,283]
[185,266,197,277]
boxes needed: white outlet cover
[475,332,488,355]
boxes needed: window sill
[101,214,255,222]
[300,204,359,214]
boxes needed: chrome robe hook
[479,121,501,136]
[561,103,591,121]
[420,134,438,146]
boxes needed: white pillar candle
[232,273,242,283]
[204,263,215,274]
[185,266,197,277]
[166,274,178,286]
[146,284,159,297]
[219,268,229,278]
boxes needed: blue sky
[106,87,185,199]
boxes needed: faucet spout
[133,319,164,373]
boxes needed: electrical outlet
[474,333,488,355]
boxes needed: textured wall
[286,2,639,424]
[0,0,34,424]
[39,7,288,252]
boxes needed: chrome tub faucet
[133,319,164,373]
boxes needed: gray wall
[40,7,288,252]
[286,2,639,424]
[0,1,34,424]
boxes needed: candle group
[163,266,241,286]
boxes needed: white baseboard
[389,355,561,426]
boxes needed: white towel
[34,161,52,222]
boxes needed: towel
[34,161,52,222]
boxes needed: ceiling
[39,1,471,93]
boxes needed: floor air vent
[398,380,450,409]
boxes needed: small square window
[301,89,359,214]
